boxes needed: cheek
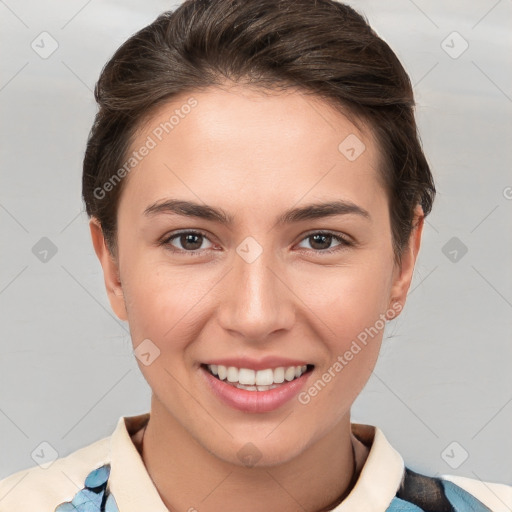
[122,264,209,401]
[294,258,392,396]
[121,258,210,351]
[297,266,387,415]
[298,258,394,336]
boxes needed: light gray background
[1,0,511,487]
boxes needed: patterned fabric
[53,463,492,512]
[386,467,493,511]
[54,464,119,512]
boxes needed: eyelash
[159,230,353,256]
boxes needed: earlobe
[89,218,128,321]
[388,205,425,314]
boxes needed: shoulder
[390,466,512,512]
[0,436,110,511]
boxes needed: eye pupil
[310,234,332,250]
[181,233,202,250]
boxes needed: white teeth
[235,383,280,391]
[236,383,257,391]
[255,369,274,386]
[227,366,238,383]
[238,368,256,385]
[217,365,227,380]
[284,367,296,381]
[206,363,309,390]
[273,367,285,383]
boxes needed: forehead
[119,85,384,218]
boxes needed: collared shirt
[0,413,510,511]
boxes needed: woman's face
[92,85,420,466]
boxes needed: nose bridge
[218,240,294,339]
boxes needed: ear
[387,205,424,316]
[89,218,128,321]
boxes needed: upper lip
[202,356,311,371]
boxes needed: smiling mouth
[202,363,314,391]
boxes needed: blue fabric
[54,464,119,512]
[386,496,425,511]
[84,465,110,489]
[104,493,120,512]
[441,479,493,512]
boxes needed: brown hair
[82,0,435,260]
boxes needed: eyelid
[299,229,353,244]
[161,228,212,241]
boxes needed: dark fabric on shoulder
[396,467,454,512]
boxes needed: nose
[216,244,296,342]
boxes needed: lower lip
[200,366,312,413]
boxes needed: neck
[138,398,368,512]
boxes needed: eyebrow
[143,198,370,226]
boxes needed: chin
[203,428,315,469]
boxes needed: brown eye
[309,234,334,250]
[163,231,213,252]
[297,232,351,254]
